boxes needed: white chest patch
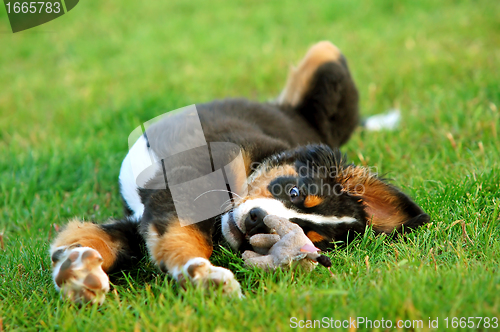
[119,135,161,221]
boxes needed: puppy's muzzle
[245,207,271,236]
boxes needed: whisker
[193,189,243,202]
[221,206,234,215]
[219,198,234,213]
[221,204,235,214]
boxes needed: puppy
[49,41,429,304]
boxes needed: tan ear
[359,189,408,233]
[338,166,429,233]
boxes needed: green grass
[1,0,499,330]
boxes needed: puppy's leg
[279,41,343,107]
[146,219,242,297]
[278,41,359,147]
[50,218,143,304]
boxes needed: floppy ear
[339,166,430,234]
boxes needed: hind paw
[175,258,242,298]
[51,246,110,305]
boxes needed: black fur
[98,219,145,272]
[98,51,428,272]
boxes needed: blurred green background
[0,0,499,330]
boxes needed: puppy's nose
[245,207,270,236]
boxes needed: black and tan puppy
[49,42,429,304]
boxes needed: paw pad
[180,258,242,298]
[51,246,110,305]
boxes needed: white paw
[177,258,242,298]
[51,246,110,305]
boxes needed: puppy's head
[221,144,429,251]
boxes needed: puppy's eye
[288,186,301,203]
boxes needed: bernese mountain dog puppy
[49,41,429,304]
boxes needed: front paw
[177,258,242,298]
[51,246,110,305]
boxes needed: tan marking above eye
[306,231,325,243]
[246,164,297,200]
[303,195,323,208]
